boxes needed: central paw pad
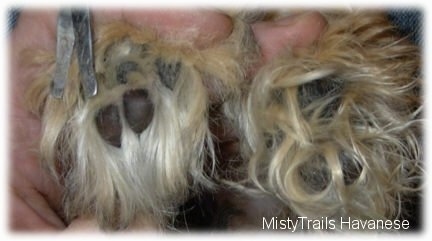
[95,88,154,147]
[123,89,154,134]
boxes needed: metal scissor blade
[72,9,98,98]
[51,10,75,98]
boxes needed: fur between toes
[23,10,422,232]
[25,16,258,229]
[239,11,422,230]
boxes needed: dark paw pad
[155,58,181,90]
[298,75,343,118]
[339,151,363,185]
[123,89,154,134]
[299,156,331,193]
[95,104,122,147]
[116,61,139,84]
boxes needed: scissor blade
[72,9,98,98]
[51,10,75,98]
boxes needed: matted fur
[235,11,422,227]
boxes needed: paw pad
[95,104,122,147]
[95,88,154,147]
[297,75,343,118]
[123,89,154,134]
[116,61,139,84]
[155,58,182,90]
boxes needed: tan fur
[23,10,422,231]
[235,11,422,227]
[25,16,258,229]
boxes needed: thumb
[252,11,327,63]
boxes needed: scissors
[51,8,98,98]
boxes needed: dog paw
[30,19,257,229]
[242,12,422,223]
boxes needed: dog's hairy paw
[25,16,258,229]
[241,11,422,228]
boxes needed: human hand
[9,9,326,231]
